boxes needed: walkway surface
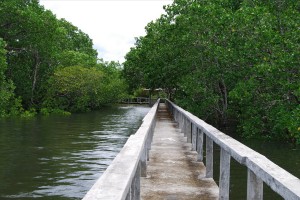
[141,103,219,200]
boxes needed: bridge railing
[82,99,160,200]
[165,99,300,200]
[120,97,157,105]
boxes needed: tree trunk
[218,79,228,126]
[31,50,40,105]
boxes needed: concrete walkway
[141,103,219,200]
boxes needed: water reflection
[0,105,150,200]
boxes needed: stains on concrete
[141,104,219,200]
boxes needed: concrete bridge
[82,99,300,200]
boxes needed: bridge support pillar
[206,136,213,178]
[130,162,141,200]
[196,129,204,161]
[219,148,231,200]
[183,117,187,137]
[247,169,263,200]
[187,120,192,143]
[191,124,197,151]
[141,148,147,177]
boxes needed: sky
[39,0,172,63]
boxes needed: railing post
[247,169,263,200]
[162,100,300,200]
[149,121,154,146]
[178,113,181,129]
[130,162,141,200]
[141,147,147,177]
[187,120,191,143]
[172,105,175,116]
[183,117,187,137]
[206,136,213,178]
[173,107,178,122]
[126,189,131,200]
[179,113,183,131]
[147,120,155,161]
[173,106,176,121]
[191,124,197,151]
[219,148,231,200]
[146,130,150,161]
[196,129,204,161]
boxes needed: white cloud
[39,0,172,63]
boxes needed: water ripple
[0,105,150,200]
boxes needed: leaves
[0,38,22,117]
[0,0,98,107]
[0,1,127,116]
[44,63,127,112]
[123,0,300,143]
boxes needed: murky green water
[0,105,150,200]
[0,104,299,199]
[212,138,300,199]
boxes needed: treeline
[123,0,300,143]
[0,0,127,117]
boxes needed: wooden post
[196,129,204,161]
[219,148,231,200]
[206,136,213,178]
[247,169,263,200]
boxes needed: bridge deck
[141,103,219,200]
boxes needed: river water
[0,105,150,200]
[0,105,299,199]
[212,137,300,199]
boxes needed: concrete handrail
[82,99,160,200]
[120,97,157,105]
[165,99,300,200]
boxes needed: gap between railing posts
[165,99,300,200]
[82,99,160,200]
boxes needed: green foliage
[44,64,127,112]
[40,108,71,116]
[0,38,6,82]
[20,108,37,118]
[0,0,98,108]
[44,66,103,112]
[55,50,97,68]
[133,88,150,98]
[0,38,23,117]
[123,0,300,143]
[0,1,127,117]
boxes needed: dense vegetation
[123,0,300,143]
[0,0,127,117]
